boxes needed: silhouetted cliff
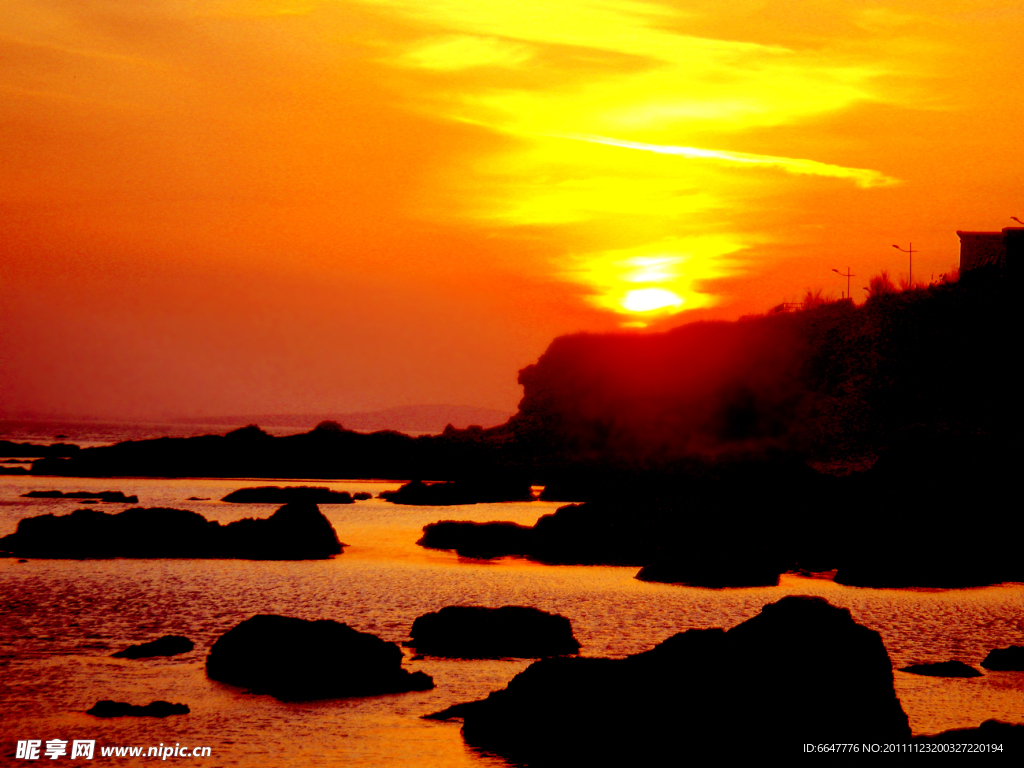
[507,269,1012,472]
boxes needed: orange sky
[1,0,1021,420]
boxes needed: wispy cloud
[559,134,899,188]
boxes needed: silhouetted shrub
[800,289,832,310]
[865,270,897,298]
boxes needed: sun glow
[565,236,742,319]
[622,288,683,312]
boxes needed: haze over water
[2,474,1022,766]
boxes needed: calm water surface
[1,476,1022,766]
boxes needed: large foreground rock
[0,502,342,559]
[206,614,433,700]
[431,596,909,763]
[408,606,580,658]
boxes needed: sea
[1,423,1022,765]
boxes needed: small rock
[221,486,354,504]
[899,660,982,677]
[87,700,189,718]
[112,635,194,659]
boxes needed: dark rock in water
[219,502,344,559]
[22,490,139,503]
[206,614,433,700]
[528,503,654,565]
[0,466,29,475]
[87,700,189,718]
[0,507,218,558]
[221,486,354,504]
[380,478,532,506]
[417,503,654,565]
[26,489,90,498]
[900,660,982,677]
[418,521,534,559]
[408,606,580,658]
[635,540,784,588]
[112,635,195,659]
[187,496,209,501]
[352,492,372,500]
[833,549,1008,589]
[981,645,1024,671]
[915,719,1024,750]
[432,596,909,763]
[0,502,342,559]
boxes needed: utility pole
[832,267,854,300]
[892,243,915,288]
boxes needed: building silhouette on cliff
[957,226,1023,275]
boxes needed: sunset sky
[1,0,1021,420]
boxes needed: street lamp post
[892,243,915,289]
[832,267,854,300]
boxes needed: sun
[622,288,684,313]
